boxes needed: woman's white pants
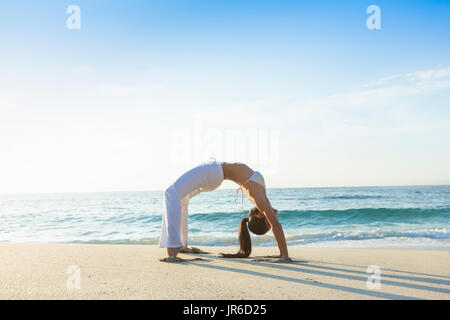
[159,161,224,248]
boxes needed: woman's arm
[261,204,289,259]
[249,187,289,259]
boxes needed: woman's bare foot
[167,247,181,258]
[178,246,209,254]
[160,256,181,263]
[257,254,282,258]
[160,256,191,263]
[159,256,209,263]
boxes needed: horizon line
[1,183,449,197]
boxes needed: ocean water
[0,185,449,249]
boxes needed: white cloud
[295,66,450,112]
[195,66,450,135]
[268,66,450,139]
[365,66,450,87]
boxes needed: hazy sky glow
[1,0,450,194]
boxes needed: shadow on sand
[180,254,450,300]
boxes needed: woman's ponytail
[219,217,252,258]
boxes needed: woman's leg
[159,187,184,256]
[177,196,210,254]
[180,197,189,248]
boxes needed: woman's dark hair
[220,207,270,258]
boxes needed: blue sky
[0,0,449,193]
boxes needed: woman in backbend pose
[159,160,290,262]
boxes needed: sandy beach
[0,243,448,300]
